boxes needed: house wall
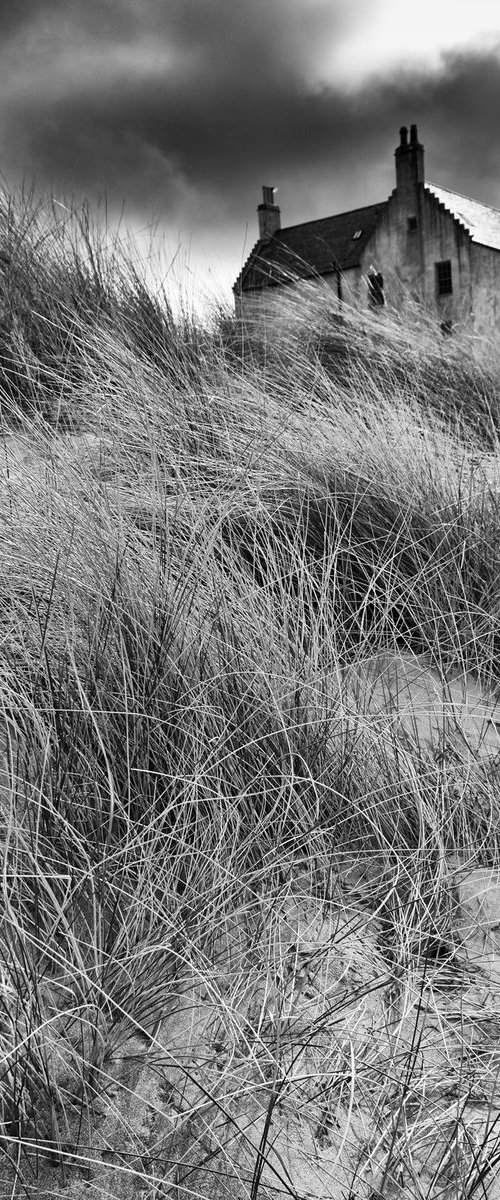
[420,193,472,327]
[360,188,474,328]
[470,243,500,338]
[365,191,500,338]
[361,192,423,303]
[236,265,370,330]
[236,268,357,332]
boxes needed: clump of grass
[1,189,500,1196]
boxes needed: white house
[234,126,500,337]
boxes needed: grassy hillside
[1,193,500,1198]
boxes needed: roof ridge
[276,200,386,237]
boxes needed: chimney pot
[395,123,424,192]
[258,185,281,239]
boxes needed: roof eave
[470,238,500,253]
[238,259,366,294]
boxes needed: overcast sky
[1,0,500,308]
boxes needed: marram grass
[0,190,499,1197]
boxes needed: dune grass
[0,191,500,1197]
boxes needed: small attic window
[352,229,363,239]
[407,216,418,232]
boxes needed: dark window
[407,216,418,231]
[368,271,384,306]
[436,260,452,295]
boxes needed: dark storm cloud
[1,1,500,235]
[0,0,362,213]
[403,50,500,189]
[0,0,53,36]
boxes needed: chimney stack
[258,186,281,239]
[395,124,424,195]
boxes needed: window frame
[368,270,385,307]
[435,260,453,296]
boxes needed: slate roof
[425,182,500,252]
[235,201,388,293]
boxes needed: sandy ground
[8,856,500,1200]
